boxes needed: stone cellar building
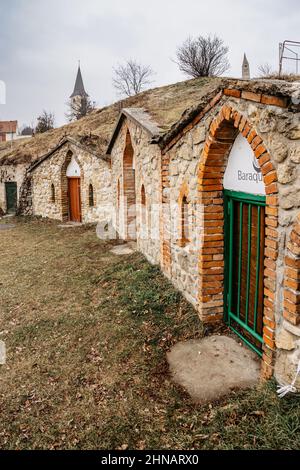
[29,137,111,224]
[1,76,300,389]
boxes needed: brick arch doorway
[123,129,136,240]
[61,150,83,223]
[198,105,278,377]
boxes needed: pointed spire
[70,63,88,98]
[242,53,250,80]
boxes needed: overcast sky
[0,0,299,127]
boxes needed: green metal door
[224,190,266,356]
[5,182,17,214]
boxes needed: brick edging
[162,88,288,155]
[198,104,279,379]
[224,88,288,108]
[283,215,300,326]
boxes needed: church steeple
[242,53,250,80]
[70,62,88,99]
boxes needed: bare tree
[66,95,96,122]
[113,60,154,97]
[21,125,34,136]
[175,35,230,78]
[258,63,274,78]
[35,111,55,134]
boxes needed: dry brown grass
[260,73,300,82]
[0,218,300,450]
[1,74,298,167]
[0,77,219,165]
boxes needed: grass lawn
[0,217,300,450]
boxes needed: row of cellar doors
[4,167,265,355]
[224,190,265,356]
[4,179,82,221]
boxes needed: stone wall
[2,81,300,388]
[31,142,111,224]
[109,88,300,386]
[0,163,28,213]
[110,119,161,265]
[17,173,33,216]
[163,122,208,306]
[276,214,300,389]
[162,88,300,384]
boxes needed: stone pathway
[57,222,83,228]
[110,244,134,255]
[0,224,16,231]
[167,335,260,403]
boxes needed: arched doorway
[123,130,136,240]
[198,105,278,377]
[66,155,81,222]
[223,134,266,355]
[61,151,83,222]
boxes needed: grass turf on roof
[0,77,219,165]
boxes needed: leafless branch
[113,60,154,97]
[258,63,275,78]
[66,96,96,122]
[175,35,230,78]
[35,110,55,134]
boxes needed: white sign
[66,155,81,177]
[223,134,265,196]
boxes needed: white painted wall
[223,134,266,196]
[0,164,28,212]
[5,132,18,142]
[14,135,32,141]
[66,155,81,177]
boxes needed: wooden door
[68,178,81,222]
[5,182,17,214]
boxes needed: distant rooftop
[0,121,18,134]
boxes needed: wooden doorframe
[61,150,84,222]
[5,181,18,214]
[68,176,82,222]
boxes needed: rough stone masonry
[1,77,300,390]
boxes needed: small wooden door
[5,182,17,214]
[68,177,81,222]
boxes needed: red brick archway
[123,129,136,240]
[284,214,300,326]
[198,104,279,378]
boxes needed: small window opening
[51,184,55,203]
[141,185,147,237]
[89,184,94,207]
[180,195,189,246]
[117,179,120,207]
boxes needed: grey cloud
[0,0,299,127]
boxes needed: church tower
[70,63,88,106]
[242,53,250,80]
